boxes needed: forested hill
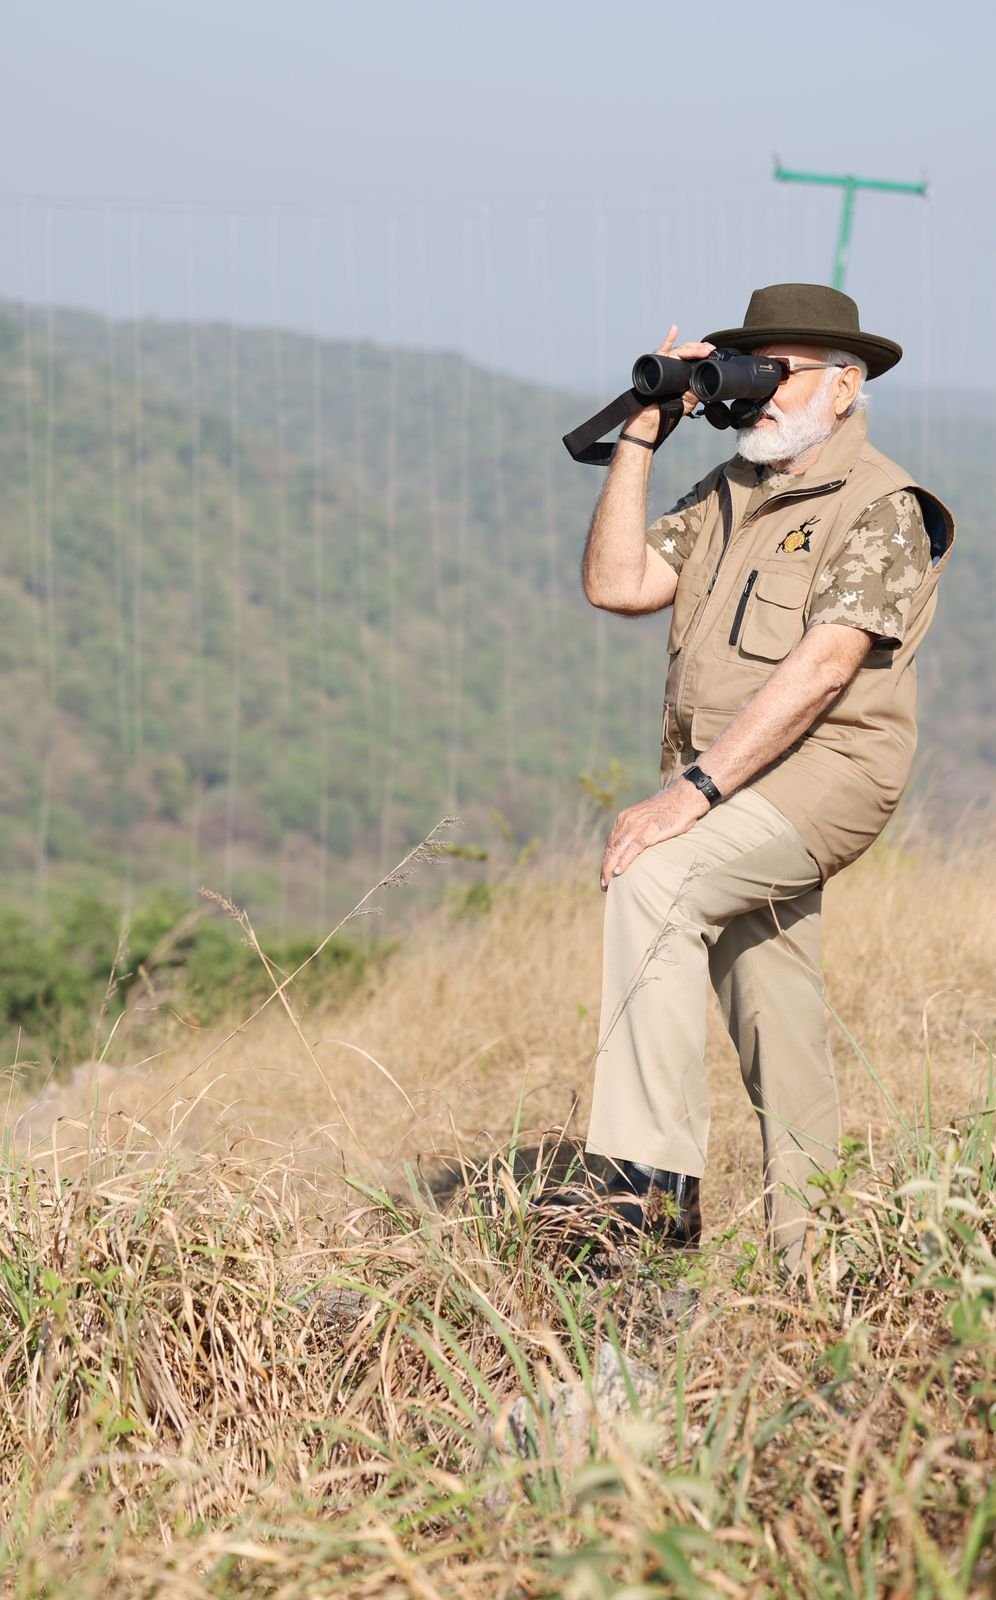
[0,303,991,927]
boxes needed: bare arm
[599,622,873,886]
[582,326,714,615]
[582,440,679,613]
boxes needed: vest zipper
[741,478,844,527]
[706,481,842,596]
[729,570,758,647]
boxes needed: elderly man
[572,283,954,1268]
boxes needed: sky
[2,0,993,395]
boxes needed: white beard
[736,379,836,467]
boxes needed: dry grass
[10,821,994,1240]
[1,825,994,1597]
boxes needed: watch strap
[682,764,723,806]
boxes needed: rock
[485,1341,672,1508]
[291,1280,381,1344]
[291,1283,373,1338]
[606,1277,701,1341]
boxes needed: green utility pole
[773,162,928,290]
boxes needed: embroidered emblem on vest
[777,516,819,554]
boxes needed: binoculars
[631,348,787,428]
[563,347,792,463]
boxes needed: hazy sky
[3,0,992,394]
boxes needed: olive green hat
[704,282,902,378]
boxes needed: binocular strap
[562,391,684,465]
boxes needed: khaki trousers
[586,789,840,1264]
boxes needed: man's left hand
[600,778,710,890]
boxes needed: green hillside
[0,304,991,928]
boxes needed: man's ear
[834,365,863,418]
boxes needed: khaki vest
[660,412,955,878]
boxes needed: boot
[537,1158,702,1249]
[600,1161,702,1247]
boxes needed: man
[574,283,954,1269]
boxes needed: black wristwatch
[682,765,723,807]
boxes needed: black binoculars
[563,348,790,463]
[631,348,787,426]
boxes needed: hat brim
[701,325,902,380]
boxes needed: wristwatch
[682,765,723,807]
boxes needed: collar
[725,410,868,497]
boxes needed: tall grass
[1,828,994,1597]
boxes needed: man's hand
[624,324,716,443]
[600,777,709,890]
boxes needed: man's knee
[606,841,710,930]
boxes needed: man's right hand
[624,324,717,442]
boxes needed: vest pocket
[691,706,733,754]
[738,569,810,661]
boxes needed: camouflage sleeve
[646,482,707,576]
[807,489,931,650]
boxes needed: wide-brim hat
[704,283,902,379]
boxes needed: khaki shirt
[644,414,955,878]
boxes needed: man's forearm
[581,437,661,611]
[582,328,709,615]
[597,624,872,885]
[697,623,873,798]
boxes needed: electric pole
[773,161,928,290]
